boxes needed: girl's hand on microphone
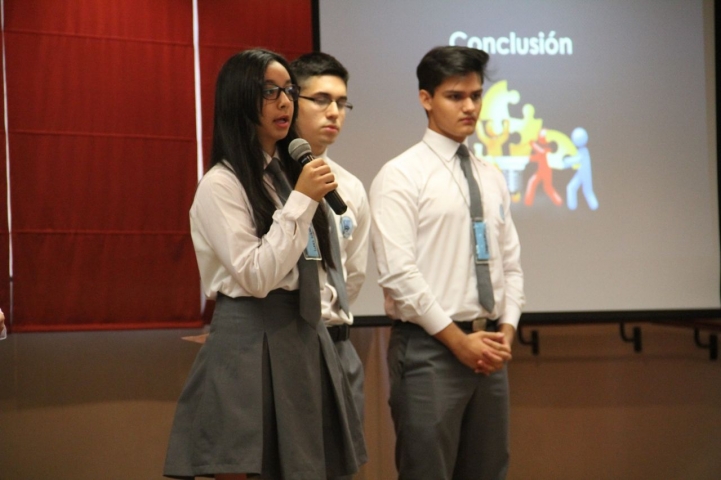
[295,158,337,202]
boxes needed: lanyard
[422,140,485,220]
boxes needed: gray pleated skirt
[164,290,367,479]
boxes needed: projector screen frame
[311,0,721,327]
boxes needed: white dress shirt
[190,152,324,300]
[320,153,371,326]
[370,129,524,335]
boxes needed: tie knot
[456,144,470,160]
[266,157,283,178]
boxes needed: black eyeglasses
[298,95,353,111]
[262,84,300,102]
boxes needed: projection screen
[318,0,720,318]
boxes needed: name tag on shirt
[304,226,322,261]
[473,220,490,263]
[340,215,354,239]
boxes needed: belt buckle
[472,319,487,332]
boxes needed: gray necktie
[325,206,350,315]
[457,144,496,314]
[266,158,321,326]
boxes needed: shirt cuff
[284,190,318,224]
[414,301,452,336]
[321,283,353,326]
[499,303,522,330]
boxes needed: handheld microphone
[288,138,347,214]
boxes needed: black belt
[327,324,351,342]
[454,319,499,333]
[391,319,499,333]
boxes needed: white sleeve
[343,187,371,305]
[370,164,452,335]
[192,171,318,297]
[497,177,524,329]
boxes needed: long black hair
[209,48,334,269]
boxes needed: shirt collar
[263,149,280,169]
[423,128,468,162]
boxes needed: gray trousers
[387,322,510,480]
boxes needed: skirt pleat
[163,290,366,479]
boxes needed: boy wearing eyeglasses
[290,52,370,454]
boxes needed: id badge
[304,226,322,261]
[340,215,354,239]
[473,220,490,263]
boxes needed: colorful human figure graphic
[477,119,510,156]
[475,79,599,211]
[563,127,598,210]
[525,129,563,206]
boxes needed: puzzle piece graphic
[480,80,520,144]
[543,128,577,169]
[509,104,543,157]
[477,81,523,196]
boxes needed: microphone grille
[288,138,312,161]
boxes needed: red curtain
[4,0,311,332]
[197,0,313,164]
[0,18,7,319]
